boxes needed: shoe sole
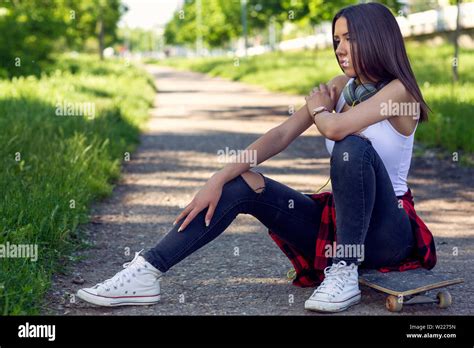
[304,292,361,313]
[77,289,161,307]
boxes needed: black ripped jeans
[144,135,415,272]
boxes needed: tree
[452,0,461,83]
[163,0,404,49]
[0,0,126,77]
[164,0,242,49]
[0,0,69,77]
[63,0,125,59]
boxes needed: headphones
[313,78,390,195]
[342,78,389,107]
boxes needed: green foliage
[165,0,242,48]
[62,0,125,55]
[0,0,68,77]
[0,54,155,314]
[164,0,403,48]
[0,0,124,77]
[407,42,474,156]
[119,27,162,53]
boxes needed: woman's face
[334,16,357,78]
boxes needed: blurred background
[0,0,472,315]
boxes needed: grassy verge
[0,54,155,314]
[151,43,474,164]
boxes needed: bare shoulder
[385,79,419,135]
[384,79,416,102]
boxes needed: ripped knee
[240,171,266,193]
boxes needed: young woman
[77,3,434,312]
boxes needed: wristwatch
[311,106,329,118]
[312,106,329,117]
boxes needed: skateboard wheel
[386,295,403,312]
[437,291,452,308]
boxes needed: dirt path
[43,65,473,315]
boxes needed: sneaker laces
[312,261,354,296]
[93,249,145,292]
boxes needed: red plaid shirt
[268,188,437,287]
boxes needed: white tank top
[325,78,418,196]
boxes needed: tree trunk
[452,0,461,83]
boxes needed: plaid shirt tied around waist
[268,188,437,287]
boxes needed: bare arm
[174,127,288,231]
[174,87,331,231]
[211,79,343,186]
[175,77,344,231]
[312,79,415,141]
[211,126,289,186]
[279,75,350,143]
[211,97,323,186]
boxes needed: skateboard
[358,268,464,312]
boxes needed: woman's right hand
[173,177,224,232]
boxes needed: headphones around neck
[313,78,390,196]
[342,78,389,107]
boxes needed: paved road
[44,65,473,315]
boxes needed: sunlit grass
[0,54,155,314]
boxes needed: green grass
[0,54,155,314]
[151,42,474,162]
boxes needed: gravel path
[43,65,473,315]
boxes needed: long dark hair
[332,2,429,122]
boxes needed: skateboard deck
[358,268,464,312]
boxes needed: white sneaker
[304,260,361,313]
[76,250,162,307]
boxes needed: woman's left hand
[305,83,337,116]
